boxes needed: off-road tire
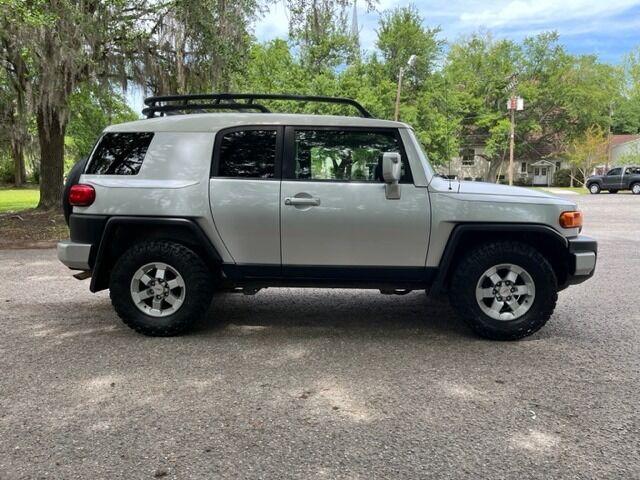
[588,183,600,194]
[110,241,214,336]
[449,241,558,341]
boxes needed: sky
[128,0,640,113]
[256,0,640,64]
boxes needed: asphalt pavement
[0,193,638,479]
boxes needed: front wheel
[588,183,601,194]
[631,183,640,195]
[449,242,558,340]
[109,241,214,336]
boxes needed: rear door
[209,126,283,266]
[279,126,430,278]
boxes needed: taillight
[69,184,95,206]
[559,211,582,229]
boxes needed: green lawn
[0,187,40,213]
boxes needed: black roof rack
[142,93,373,119]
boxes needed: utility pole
[509,105,515,186]
[394,55,417,122]
[394,67,405,122]
[505,73,521,186]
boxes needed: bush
[514,177,532,187]
[554,168,584,187]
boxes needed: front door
[533,167,548,185]
[209,126,283,266]
[280,127,430,279]
[602,167,623,189]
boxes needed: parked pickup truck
[57,93,597,341]
[586,166,640,194]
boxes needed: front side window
[607,168,622,176]
[293,129,411,182]
[217,129,277,179]
[86,132,154,175]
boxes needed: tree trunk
[36,106,66,210]
[570,168,574,187]
[10,139,25,186]
[485,158,503,183]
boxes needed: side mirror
[382,152,401,199]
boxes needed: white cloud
[458,0,640,28]
[253,1,289,41]
[252,0,640,61]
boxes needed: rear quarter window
[86,132,154,175]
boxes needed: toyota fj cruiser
[58,93,597,340]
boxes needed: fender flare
[429,223,568,296]
[90,216,222,292]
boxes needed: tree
[286,0,368,72]
[376,5,443,86]
[0,0,155,209]
[566,125,608,185]
[66,84,138,165]
[0,24,29,186]
[444,33,520,180]
[133,0,263,96]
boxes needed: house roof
[611,134,640,147]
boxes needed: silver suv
[57,93,597,340]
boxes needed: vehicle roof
[105,113,410,133]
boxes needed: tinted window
[218,129,277,178]
[607,168,622,176]
[293,129,411,182]
[86,132,154,175]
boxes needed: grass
[0,186,40,212]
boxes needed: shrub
[554,168,584,187]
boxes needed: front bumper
[57,240,92,270]
[565,235,597,285]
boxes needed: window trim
[211,125,284,180]
[282,126,414,185]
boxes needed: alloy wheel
[475,263,536,321]
[130,262,186,317]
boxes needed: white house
[443,144,570,186]
[592,134,640,175]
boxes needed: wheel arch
[430,223,570,296]
[90,217,222,292]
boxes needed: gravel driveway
[0,194,638,479]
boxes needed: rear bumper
[57,214,108,271]
[57,240,92,270]
[565,235,597,285]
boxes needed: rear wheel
[588,183,601,194]
[110,241,214,336]
[631,183,640,195]
[449,241,557,340]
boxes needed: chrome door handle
[284,196,321,206]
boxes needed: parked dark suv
[586,166,640,194]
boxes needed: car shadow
[192,288,473,339]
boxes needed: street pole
[509,104,515,186]
[394,67,404,122]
